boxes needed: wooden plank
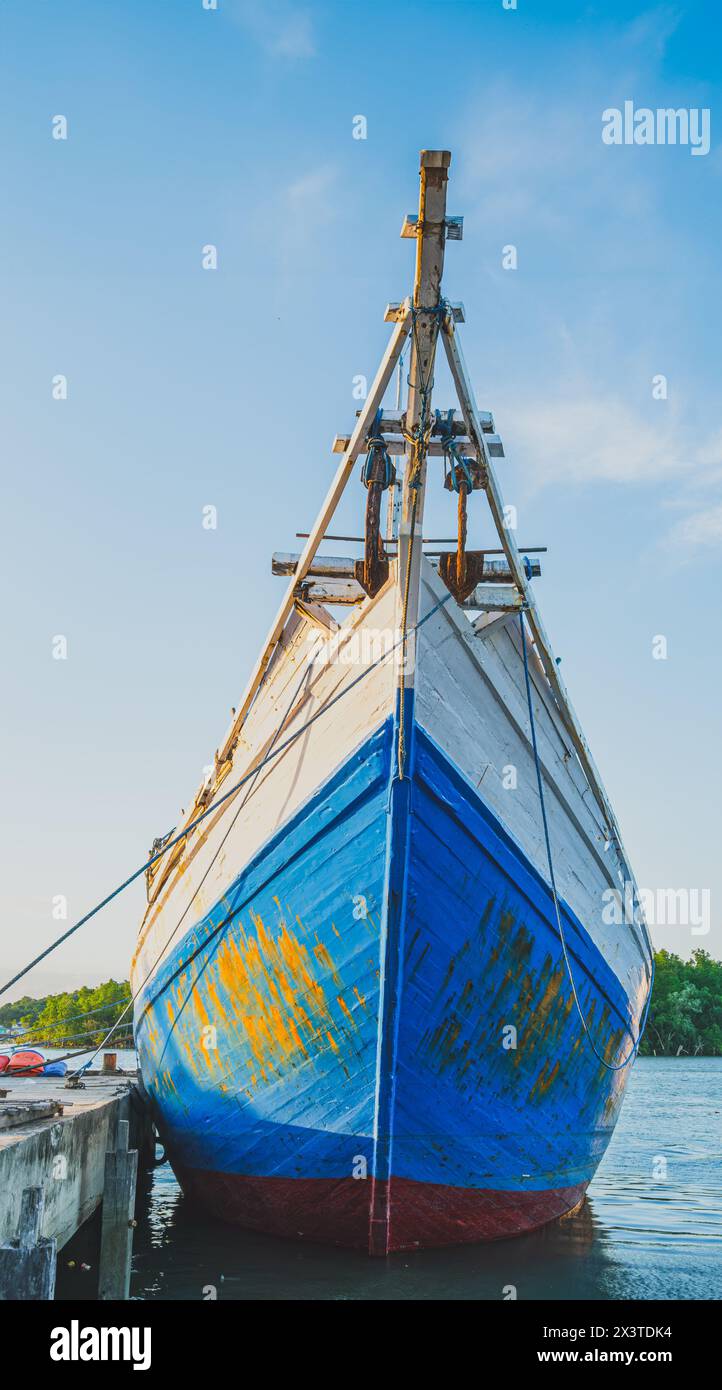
[272,552,356,578]
[98,1120,138,1301]
[0,1076,137,1252]
[293,600,339,634]
[428,556,540,583]
[0,1100,63,1131]
[355,407,495,434]
[298,579,366,605]
[457,584,523,611]
[279,553,539,583]
[331,434,504,458]
[0,1186,56,1301]
[472,610,518,639]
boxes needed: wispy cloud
[274,163,338,280]
[667,503,722,551]
[504,392,683,487]
[230,0,316,60]
[622,5,685,60]
[286,164,336,214]
[502,388,722,554]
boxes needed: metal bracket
[385,301,465,323]
[400,214,464,241]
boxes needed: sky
[1,0,720,999]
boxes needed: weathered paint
[134,708,649,1253]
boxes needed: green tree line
[0,979,133,1050]
[640,950,722,1056]
[1,953,720,1058]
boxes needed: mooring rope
[518,610,654,1072]
[0,591,452,1005]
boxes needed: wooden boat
[132,151,653,1254]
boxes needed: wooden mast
[397,149,451,680]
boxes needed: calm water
[119,1058,722,1301]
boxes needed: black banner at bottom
[5,1297,714,1374]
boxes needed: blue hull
[135,712,645,1251]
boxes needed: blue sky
[1,0,720,997]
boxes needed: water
[127,1058,722,1300]
[37,1046,137,1072]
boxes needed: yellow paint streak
[192,988,211,1027]
[206,979,227,1023]
[154,905,353,1092]
[337,995,356,1028]
[314,939,341,986]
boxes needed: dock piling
[0,1185,57,1300]
[98,1119,138,1300]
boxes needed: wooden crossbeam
[331,433,504,458]
[275,553,540,583]
[427,555,540,583]
[296,578,366,605]
[273,552,356,579]
[352,407,496,433]
[458,584,524,612]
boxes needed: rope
[518,610,653,1072]
[435,407,474,493]
[361,409,395,490]
[0,592,452,1006]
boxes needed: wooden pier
[0,1069,153,1300]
